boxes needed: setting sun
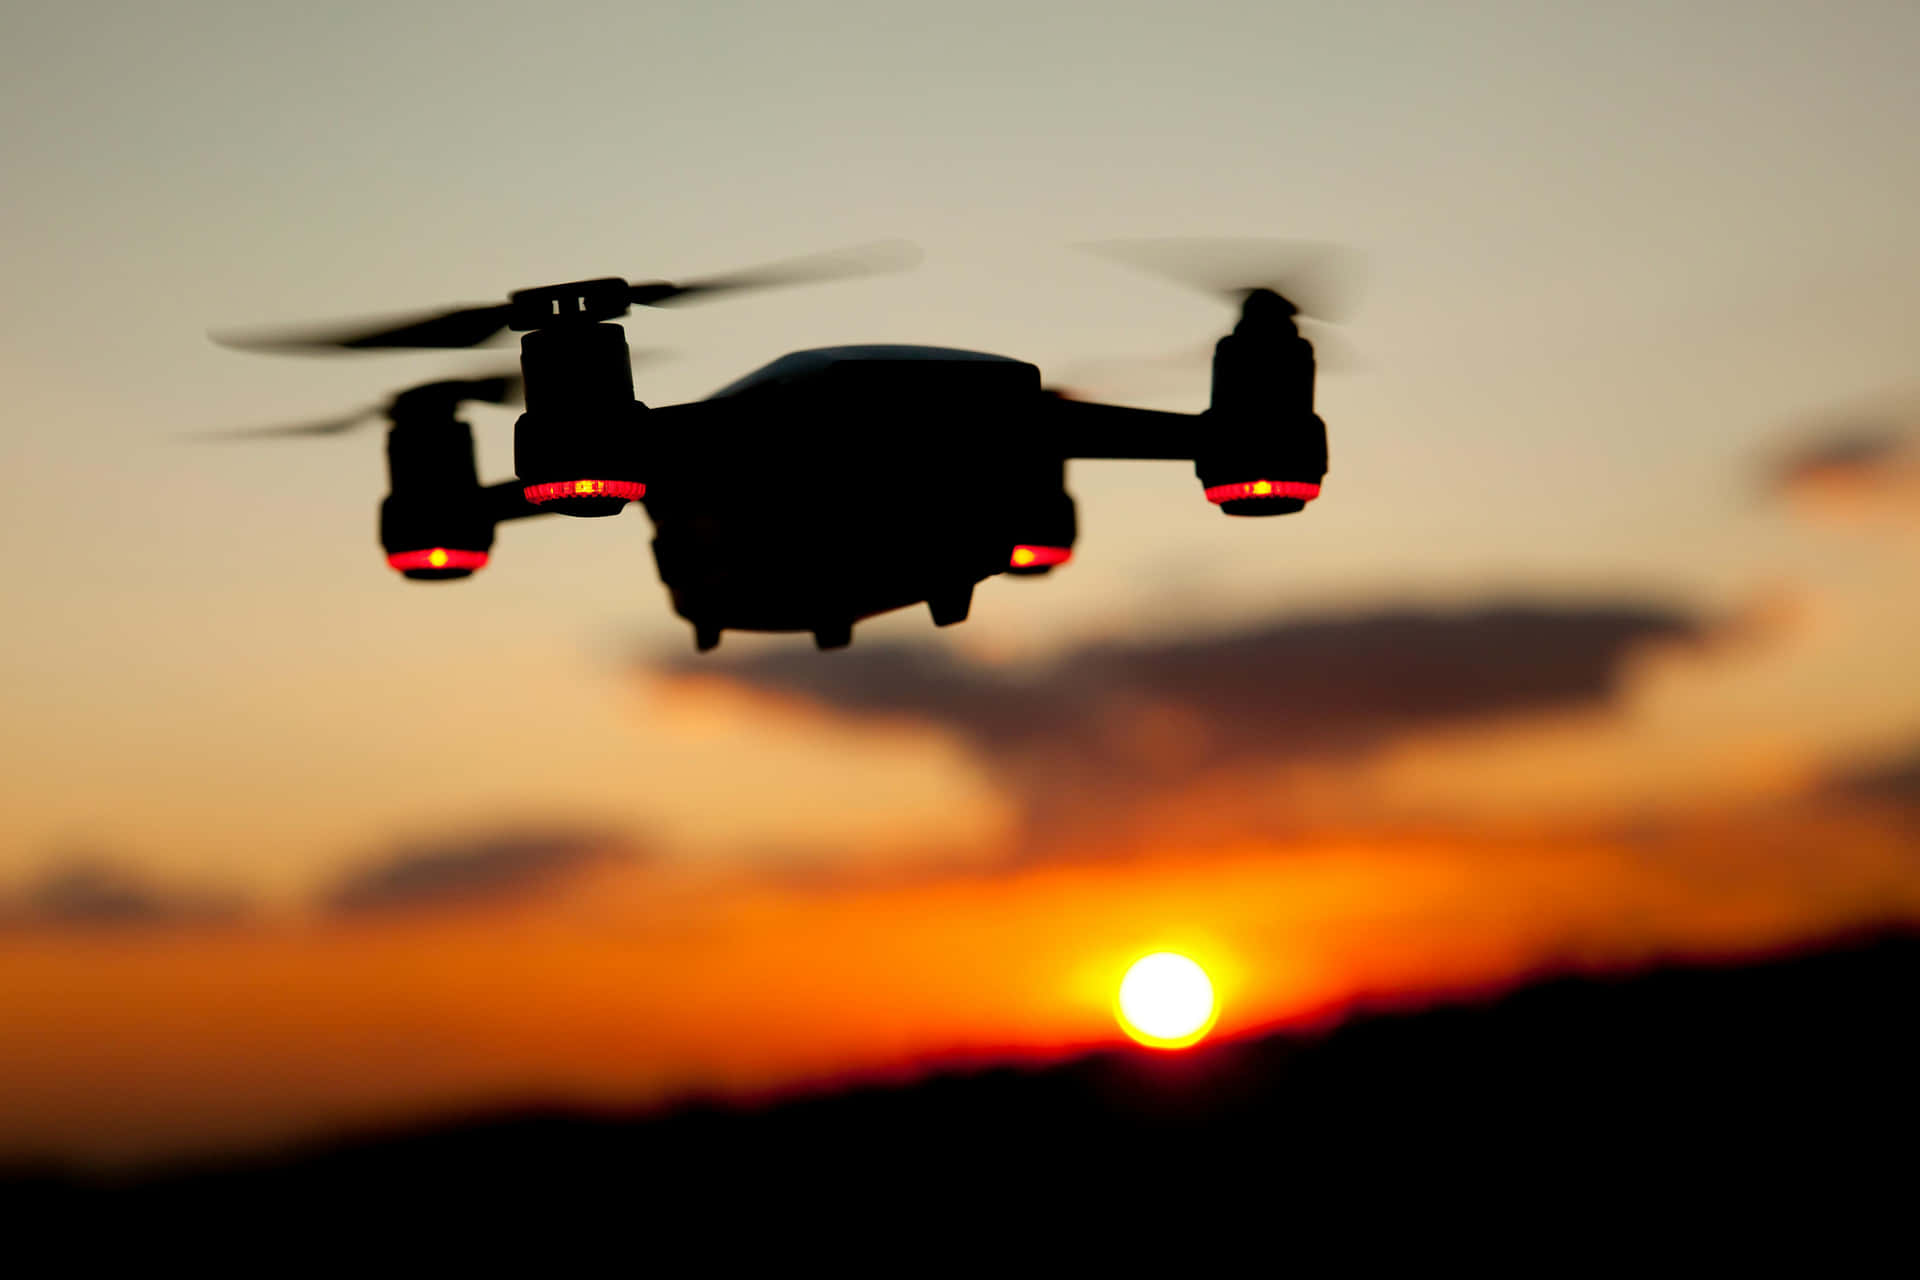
[1116,952,1218,1049]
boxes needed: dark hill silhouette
[12,931,1915,1224]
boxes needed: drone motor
[1196,288,1327,517]
[512,298,650,518]
[1006,456,1077,576]
[381,411,494,580]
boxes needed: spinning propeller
[192,372,527,441]
[1078,237,1365,323]
[211,241,923,353]
[1052,239,1365,401]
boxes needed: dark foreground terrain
[11,932,1916,1222]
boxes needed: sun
[1115,952,1218,1049]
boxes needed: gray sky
[2,0,1916,893]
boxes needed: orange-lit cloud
[1770,414,1920,526]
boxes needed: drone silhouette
[211,240,1349,651]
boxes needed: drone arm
[1045,395,1205,461]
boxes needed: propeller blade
[465,372,522,406]
[193,362,549,442]
[430,368,525,407]
[1079,238,1366,323]
[1055,326,1362,402]
[211,241,917,354]
[211,302,514,353]
[629,240,922,306]
[189,406,382,441]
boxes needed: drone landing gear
[813,622,853,651]
[694,624,723,653]
[928,584,973,627]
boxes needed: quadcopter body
[213,243,1337,651]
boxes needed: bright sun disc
[1116,952,1217,1049]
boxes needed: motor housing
[1007,458,1077,576]
[1198,289,1326,516]
[381,418,493,580]
[514,323,649,517]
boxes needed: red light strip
[1203,479,1321,504]
[387,547,489,572]
[1010,545,1072,569]
[523,479,647,505]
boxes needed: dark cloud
[654,603,1708,835]
[1769,419,1918,511]
[326,827,642,914]
[2,858,240,930]
[1821,741,1920,816]
[1774,427,1907,482]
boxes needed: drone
[211,240,1346,651]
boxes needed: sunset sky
[1,0,1917,1167]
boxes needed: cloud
[1770,416,1920,521]
[1775,427,1908,483]
[325,827,643,915]
[1820,740,1920,816]
[1,858,240,930]
[652,603,1709,837]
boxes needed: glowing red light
[523,479,646,505]
[386,547,489,572]
[1010,545,1072,569]
[1203,479,1321,504]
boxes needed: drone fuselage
[643,346,1049,647]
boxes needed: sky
[0,0,1917,1166]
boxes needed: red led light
[1203,479,1321,504]
[1010,545,1072,569]
[523,479,646,505]
[386,547,489,572]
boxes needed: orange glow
[1010,545,1072,569]
[385,548,489,572]
[1115,952,1217,1049]
[1204,479,1320,504]
[4,814,1918,1167]
[523,479,646,505]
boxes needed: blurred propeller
[1078,238,1365,322]
[196,406,387,441]
[213,241,922,353]
[1060,239,1366,402]
[1053,331,1362,403]
[626,239,923,306]
[192,369,526,442]
[213,305,517,354]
